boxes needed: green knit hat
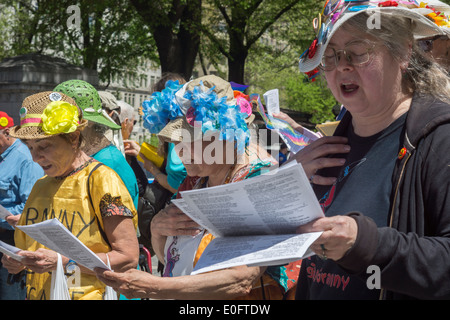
[54,80,121,129]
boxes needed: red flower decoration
[379,1,398,7]
[398,147,407,160]
[308,38,319,59]
[186,106,196,126]
[305,68,320,82]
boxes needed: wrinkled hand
[18,248,58,274]
[297,216,357,261]
[272,111,304,133]
[123,140,141,157]
[139,152,160,176]
[5,214,21,227]
[95,268,155,299]
[1,253,26,274]
[288,136,350,185]
[151,203,202,238]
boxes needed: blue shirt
[0,140,44,230]
[165,143,187,191]
[92,144,139,209]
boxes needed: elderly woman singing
[296,0,450,300]
[95,75,304,300]
[2,92,139,300]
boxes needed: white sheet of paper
[0,240,23,262]
[172,162,325,274]
[263,89,280,116]
[17,218,110,271]
[176,162,324,238]
[0,204,12,220]
[191,232,322,275]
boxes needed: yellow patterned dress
[15,159,138,300]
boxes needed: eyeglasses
[320,40,377,71]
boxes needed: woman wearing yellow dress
[1,91,139,300]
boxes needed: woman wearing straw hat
[1,92,139,300]
[95,75,300,299]
[295,1,450,300]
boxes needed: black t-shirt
[296,113,407,300]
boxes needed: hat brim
[157,118,201,144]
[82,112,121,129]
[299,7,446,73]
[157,114,255,144]
[9,119,88,140]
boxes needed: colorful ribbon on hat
[250,93,311,151]
[19,101,80,135]
[20,114,44,127]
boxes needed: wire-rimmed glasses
[319,40,377,71]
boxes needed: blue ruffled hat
[141,75,254,153]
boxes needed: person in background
[417,0,449,72]
[98,91,125,155]
[418,34,449,71]
[54,80,139,209]
[123,73,187,256]
[0,111,44,300]
[2,92,138,300]
[278,142,289,165]
[117,100,136,141]
[95,75,299,300]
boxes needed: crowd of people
[0,0,449,300]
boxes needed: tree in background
[200,0,317,84]
[130,0,202,81]
[244,0,337,124]
[0,0,338,125]
[0,0,157,85]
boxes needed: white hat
[299,1,450,73]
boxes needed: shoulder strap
[87,162,103,210]
[87,162,111,246]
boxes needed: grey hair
[117,100,135,123]
[344,12,450,104]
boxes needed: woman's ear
[69,130,81,149]
[401,41,413,71]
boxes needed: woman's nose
[335,51,354,72]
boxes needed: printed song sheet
[0,204,12,220]
[172,162,324,275]
[0,240,23,262]
[190,232,322,275]
[17,218,110,271]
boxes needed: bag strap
[87,162,111,247]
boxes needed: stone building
[0,53,98,124]
[101,60,161,144]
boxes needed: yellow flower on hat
[0,117,8,127]
[427,12,445,26]
[41,101,79,135]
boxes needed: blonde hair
[344,13,450,104]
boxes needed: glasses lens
[320,41,374,71]
[345,42,372,66]
[321,48,336,71]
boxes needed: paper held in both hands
[14,219,110,271]
[172,162,324,275]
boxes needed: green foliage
[246,49,337,126]
[244,0,337,125]
[0,0,158,84]
[284,75,337,124]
